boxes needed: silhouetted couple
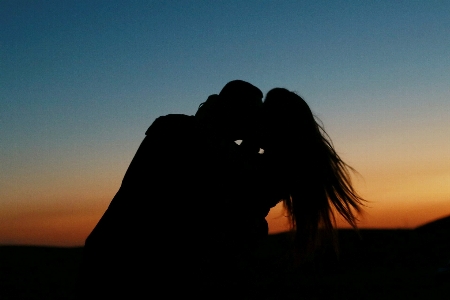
[77,80,365,298]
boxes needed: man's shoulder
[145,114,195,136]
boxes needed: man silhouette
[77,80,265,297]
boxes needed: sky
[1,0,449,246]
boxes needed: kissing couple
[76,80,365,298]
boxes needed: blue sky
[1,1,449,245]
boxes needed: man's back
[77,114,248,297]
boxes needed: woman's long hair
[263,88,365,257]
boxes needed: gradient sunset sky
[1,1,449,246]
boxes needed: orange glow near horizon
[1,194,449,247]
[1,153,449,247]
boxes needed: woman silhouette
[215,88,366,298]
[260,88,365,258]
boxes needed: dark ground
[1,221,449,299]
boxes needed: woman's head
[262,88,365,259]
[262,88,318,155]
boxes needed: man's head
[196,80,263,141]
